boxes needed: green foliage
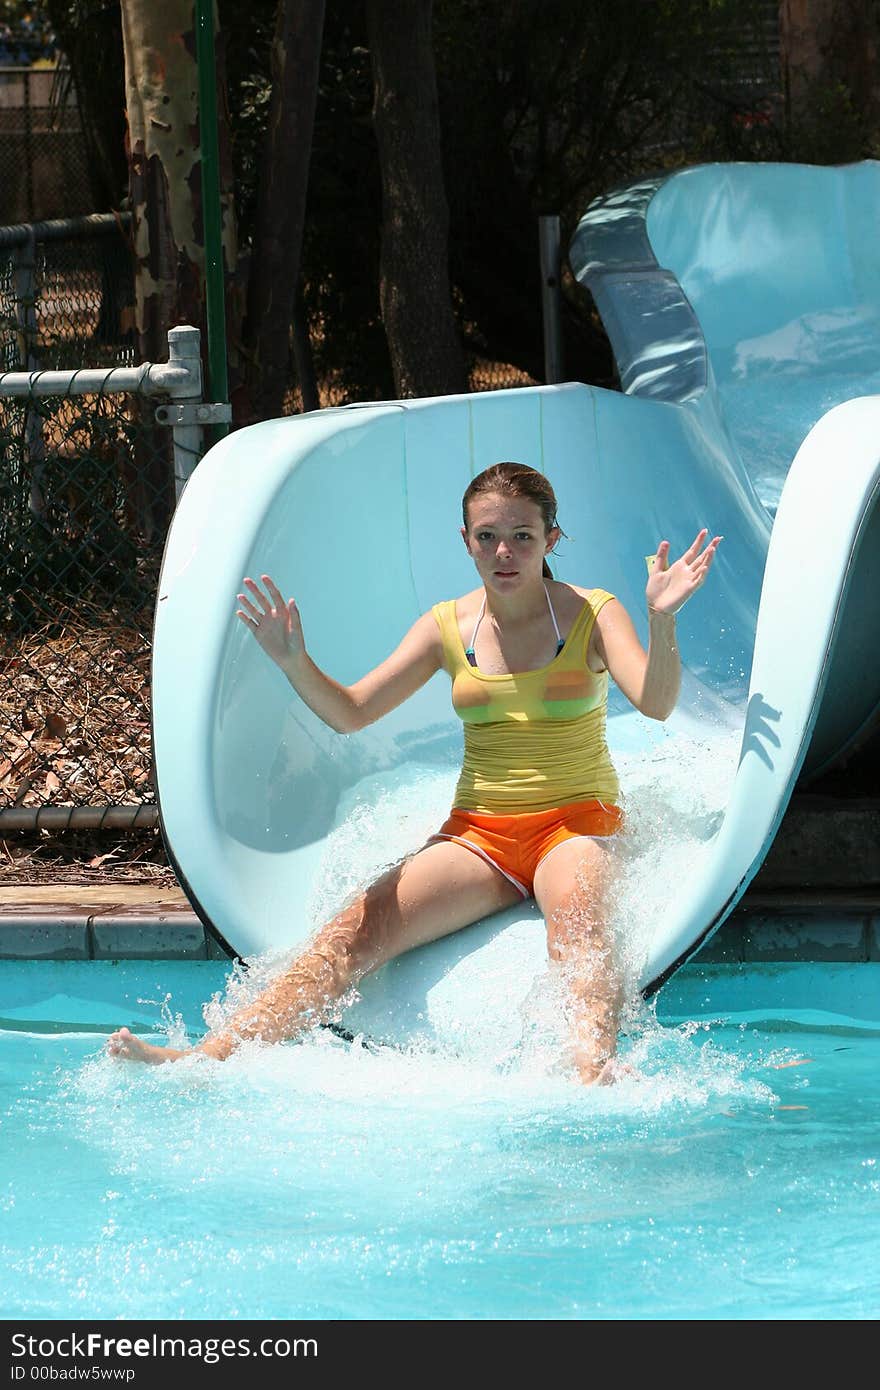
[784,80,880,166]
[221,0,786,398]
[220,1,391,401]
[10,1,880,405]
[218,0,276,244]
[433,0,782,380]
[304,8,390,400]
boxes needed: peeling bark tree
[120,0,238,531]
[242,0,325,422]
[366,0,466,398]
[123,1,212,357]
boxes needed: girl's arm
[591,530,722,721]
[237,575,443,732]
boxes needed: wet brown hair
[462,462,562,578]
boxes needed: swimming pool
[2,959,878,1321]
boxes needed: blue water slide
[153,161,880,1049]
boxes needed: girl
[109,462,720,1083]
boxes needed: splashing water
[4,1010,873,1320]
[15,994,860,1322]
[6,717,877,1320]
[191,722,743,1077]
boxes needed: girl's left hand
[646,529,722,616]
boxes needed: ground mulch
[1,601,172,885]
[0,825,178,887]
[2,603,154,812]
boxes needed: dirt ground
[0,825,178,888]
[2,597,170,887]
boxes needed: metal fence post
[164,324,204,498]
[539,214,564,384]
[12,227,45,513]
[12,226,36,367]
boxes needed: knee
[547,912,605,960]
[312,881,400,978]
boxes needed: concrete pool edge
[1,896,879,963]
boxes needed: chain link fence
[0,64,94,225]
[0,211,135,374]
[0,212,205,831]
[1,385,171,828]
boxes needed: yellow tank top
[432,589,621,813]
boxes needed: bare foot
[107,1027,190,1065]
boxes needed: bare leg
[107,839,521,1064]
[533,836,622,1086]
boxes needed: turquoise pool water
[2,961,878,1321]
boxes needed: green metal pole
[194,0,230,438]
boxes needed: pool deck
[0,882,229,960]
[1,880,879,964]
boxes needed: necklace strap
[464,595,486,666]
[543,582,564,650]
[465,586,564,665]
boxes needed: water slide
[154,161,880,1053]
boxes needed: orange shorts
[430,798,623,899]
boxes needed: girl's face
[462,492,558,592]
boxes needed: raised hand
[646,529,722,616]
[236,574,305,668]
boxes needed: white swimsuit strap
[543,582,562,645]
[468,584,561,653]
[467,594,487,653]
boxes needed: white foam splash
[85,725,747,1104]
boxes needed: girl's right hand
[236,574,305,668]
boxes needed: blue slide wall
[152,162,880,1047]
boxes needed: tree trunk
[242,0,325,422]
[365,0,466,398]
[120,0,238,534]
[780,0,880,134]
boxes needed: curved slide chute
[153,162,880,1049]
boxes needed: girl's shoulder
[433,588,484,625]
[550,580,616,618]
